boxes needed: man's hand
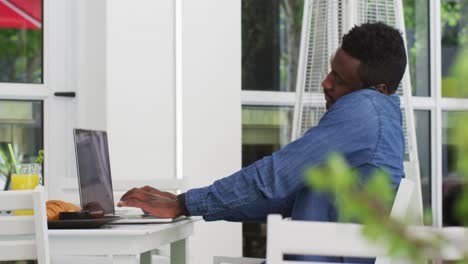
[118,187,182,218]
[140,185,177,200]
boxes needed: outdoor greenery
[403,0,429,96]
[35,149,44,165]
[305,47,468,262]
[0,143,13,191]
[306,155,441,262]
[279,0,303,92]
[441,0,467,47]
[242,0,303,92]
[0,28,42,83]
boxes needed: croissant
[46,200,81,221]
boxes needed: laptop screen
[74,129,115,214]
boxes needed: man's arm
[118,185,297,221]
[194,192,296,222]
[185,92,378,218]
[119,92,378,219]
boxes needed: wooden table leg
[170,239,188,264]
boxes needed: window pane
[414,110,431,224]
[442,111,467,226]
[0,0,43,83]
[403,0,430,96]
[242,0,303,92]
[441,0,467,98]
[0,100,43,190]
[242,105,293,257]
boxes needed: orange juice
[11,173,39,215]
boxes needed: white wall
[50,0,107,202]
[182,1,242,263]
[72,0,242,262]
[106,0,176,182]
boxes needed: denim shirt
[186,89,404,261]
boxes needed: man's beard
[324,90,333,110]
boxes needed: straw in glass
[7,143,18,174]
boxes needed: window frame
[241,0,468,228]
[0,0,77,199]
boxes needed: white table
[48,219,195,264]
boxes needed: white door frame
[0,0,77,199]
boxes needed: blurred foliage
[441,0,467,46]
[305,46,468,262]
[242,0,280,91]
[403,0,430,96]
[305,154,442,263]
[0,143,13,190]
[0,28,42,83]
[35,149,44,165]
[452,47,468,227]
[242,0,302,92]
[279,0,303,91]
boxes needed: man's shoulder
[333,89,401,117]
[329,89,377,115]
[318,91,378,130]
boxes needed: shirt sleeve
[186,92,379,217]
[202,191,297,222]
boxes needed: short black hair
[341,22,407,94]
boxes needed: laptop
[73,128,185,224]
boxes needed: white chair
[266,179,414,264]
[0,186,50,264]
[268,218,468,264]
[266,216,404,264]
[214,179,414,264]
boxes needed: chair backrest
[0,186,50,264]
[374,178,414,264]
[389,178,414,221]
[266,179,415,264]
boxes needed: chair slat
[276,220,387,257]
[0,216,35,235]
[0,190,34,211]
[0,240,37,261]
[33,186,50,264]
[390,178,414,221]
[0,186,49,263]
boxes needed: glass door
[0,0,76,195]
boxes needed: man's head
[322,22,407,109]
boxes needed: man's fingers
[120,188,152,202]
[119,197,147,210]
[141,185,158,193]
[120,187,140,201]
[141,186,177,200]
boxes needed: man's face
[321,48,363,109]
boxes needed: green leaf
[35,149,44,165]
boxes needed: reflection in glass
[242,106,293,153]
[242,0,303,91]
[441,0,468,98]
[414,110,431,224]
[0,100,43,191]
[403,0,430,96]
[442,111,467,226]
[242,106,293,257]
[0,0,43,83]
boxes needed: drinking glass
[11,163,40,215]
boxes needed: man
[119,22,406,262]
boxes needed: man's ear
[375,84,389,95]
